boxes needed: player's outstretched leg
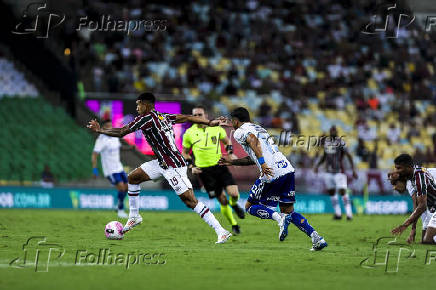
[180,189,231,244]
[280,204,327,251]
[123,168,149,233]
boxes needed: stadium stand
[0,97,94,184]
[58,0,436,171]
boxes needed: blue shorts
[248,172,296,208]
[107,172,128,186]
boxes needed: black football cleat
[231,204,246,219]
[232,225,241,235]
[333,214,342,220]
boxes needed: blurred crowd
[56,0,436,172]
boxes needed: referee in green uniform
[182,106,245,234]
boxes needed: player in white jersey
[92,120,128,218]
[219,107,327,250]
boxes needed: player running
[390,154,436,244]
[92,119,128,218]
[219,107,327,250]
[182,106,245,235]
[87,92,231,244]
[314,126,357,220]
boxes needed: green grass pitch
[1,209,436,290]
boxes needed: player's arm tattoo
[175,114,210,125]
[91,152,99,168]
[403,194,427,227]
[230,156,255,166]
[246,133,263,159]
[98,125,132,137]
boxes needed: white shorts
[423,210,436,230]
[140,160,192,195]
[323,173,347,191]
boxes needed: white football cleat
[118,210,128,218]
[122,215,143,233]
[310,231,328,251]
[215,231,232,244]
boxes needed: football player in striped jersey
[87,92,231,244]
[390,154,436,244]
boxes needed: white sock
[310,231,320,243]
[193,202,226,235]
[331,195,341,216]
[433,235,436,244]
[272,212,282,224]
[342,194,353,218]
[128,184,140,217]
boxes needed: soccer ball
[105,221,124,240]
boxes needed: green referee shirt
[182,124,227,168]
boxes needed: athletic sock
[194,202,226,235]
[127,184,140,217]
[331,194,341,216]
[229,194,239,207]
[433,235,436,244]
[289,211,315,237]
[117,190,127,210]
[247,204,279,221]
[221,204,237,226]
[342,194,353,218]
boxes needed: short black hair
[230,107,251,122]
[102,119,111,125]
[137,92,155,104]
[394,153,414,167]
[193,105,207,112]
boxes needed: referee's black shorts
[198,165,236,199]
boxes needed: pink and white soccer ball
[105,221,124,240]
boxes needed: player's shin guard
[118,190,127,210]
[289,211,314,237]
[127,184,140,217]
[221,204,237,226]
[247,204,280,221]
[342,194,353,218]
[194,202,226,235]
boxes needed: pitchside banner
[0,186,413,214]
